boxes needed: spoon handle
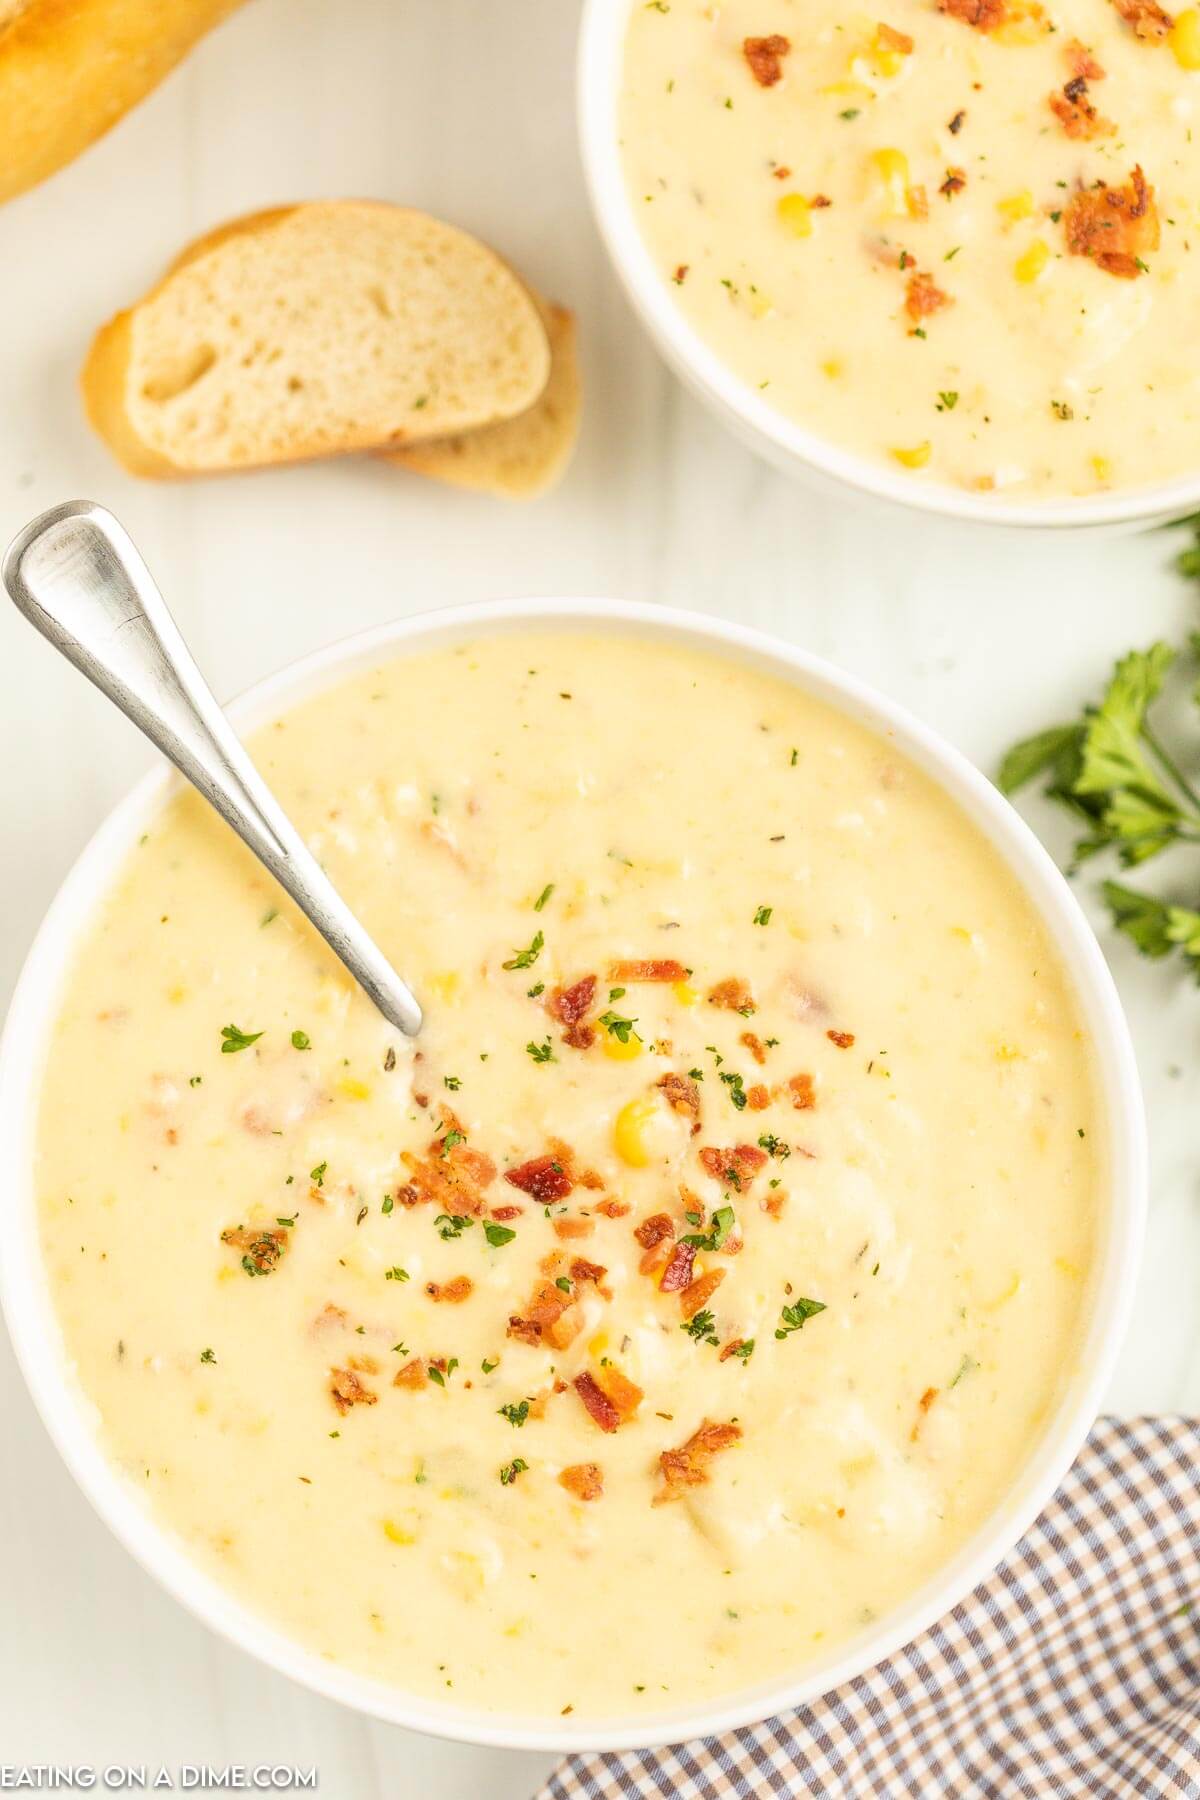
[3,500,422,1038]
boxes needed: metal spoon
[3,500,423,1037]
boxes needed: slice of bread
[383,299,581,500]
[82,202,553,477]
[0,0,246,206]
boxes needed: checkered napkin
[538,1417,1200,1800]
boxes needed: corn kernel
[821,357,844,380]
[672,980,698,1006]
[890,442,931,469]
[168,984,188,1005]
[337,1076,372,1101]
[868,23,913,78]
[985,1273,1022,1310]
[428,970,461,1003]
[603,1028,644,1062]
[1091,454,1112,483]
[996,189,1034,223]
[1170,8,1200,64]
[868,147,911,218]
[588,1331,610,1357]
[1014,240,1050,284]
[383,1519,416,1545]
[776,193,812,238]
[614,1094,658,1167]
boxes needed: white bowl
[578,0,1200,533]
[0,598,1146,1752]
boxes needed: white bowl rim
[0,594,1146,1754]
[577,0,1200,531]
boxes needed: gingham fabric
[539,1416,1200,1800]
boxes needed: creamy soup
[37,634,1098,1719]
[620,0,1200,498]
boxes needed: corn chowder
[37,634,1098,1718]
[620,0,1200,498]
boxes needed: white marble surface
[1,0,1197,1790]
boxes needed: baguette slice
[0,0,246,206]
[383,299,581,500]
[82,202,553,477]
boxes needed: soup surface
[620,0,1200,499]
[38,633,1098,1718]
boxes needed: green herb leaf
[503,930,544,971]
[499,1399,531,1428]
[290,1029,310,1050]
[775,1296,827,1339]
[435,1213,474,1240]
[484,1221,517,1247]
[598,1010,638,1043]
[499,1457,529,1485]
[220,1023,263,1054]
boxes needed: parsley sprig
[1001,634,1200,981]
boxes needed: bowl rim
[577,0,1200,531]
[0,595,1147,1753]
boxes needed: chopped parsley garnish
[435,1213,474,1240]
[720,1070,748,1111]
[290,1029,310,1050]
[381,1195,394,1214]
[683,1204,736,1252]
[427,1358,459,1388]
[443,1074,461,1091]
[384,1266,410,1282]
[500,1457,529,1485]
[555,1275,572,1292]
[220,1023,263,1054]
[950,1353,979,1387]
[527,982,545,998]
[682,1310,720,1346]
[310,1161,327,1188]
[276,1215,296,1228]
[199,1348,217,1364]
[534,883,555,912]
[481,1357,499,1373]
[757,1133,790,1160]
[499,1399,531,1428]
[484,1221,517,1247]
[598,1010,638,1043]
[936,391,958,412]
[728,1339,755,1361]
[775,1296,827,1338]
[753,905,773,926]
[526,1038,555,1063]
[503,930,544,971]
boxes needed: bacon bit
[505,1148,575,1202]
[347,1353,380,1375]
[937,0,1006,27]
[772,165,792,180]
[905,270,952,323]
[1064,166,1159,277]
[599,1365,644,1421]
[570,1257,608,1287]
[548,975,597,1051]
[509,1272,583,1349]
[681,1267,726,1319]
[553,1214,594,1240]
[907,184,929,221]
[490,1204,523,1222]
[827,1029,855,1049]
[739,1032,767,1065]
[719,1337,748,1362]
[329,1367,377,1414]
[747,1084,771,1111]
[392,1358,428,1389]
[948,108,966,132]
[877,21,914,52]
[609,959,688,983]
[655,1419,742,1501]
[785,1072,817,1111]
[1066,37,1106,78]
[762,1190,788,1218]
[398,1116,496,1214]
[659,1240,698,1292]
[579,1167,605,1190]
[658,1071,702,1132]
[673,263,690,283]
[574,1371,621,1433]
[1049,83,1113,138]
[743,33,790,86]
[911,1384,940,1440]
[708,977,755,1013]
[507,1315,543,1347]
[220,1224,287,1274]
[596,1196,631,1218]
[940,167,967,197]
[311,1302,348,1336]
[635,1211,676,1250]
[698,1143,769,1190]
[1113,0,1173,41]
[559,1462,604,1501]
[811,193,833,208]
[424,1275,474,1303]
